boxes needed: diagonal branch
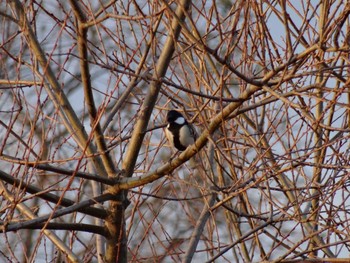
[69,0,116,177]
[0,181,80,262]
[109,84,262,193]
[182,193,217,263]
[1,193,115,233]
[121,0,192,177]
[101,13,164,132]
[9,0,109,178]
[104,1,192,262]
[3,222,107,236]
[0,170,108,219]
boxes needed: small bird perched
[165,110,197,151]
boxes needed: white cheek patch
[174,117,185,125]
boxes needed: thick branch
[1,193,115,233]
[121,0,192,177]
[0,170,108,219]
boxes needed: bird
[165,110,197,151]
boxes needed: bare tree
[1,0,350,262]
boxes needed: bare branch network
[0,0,350,262]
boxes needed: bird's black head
[167,110,184,123]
